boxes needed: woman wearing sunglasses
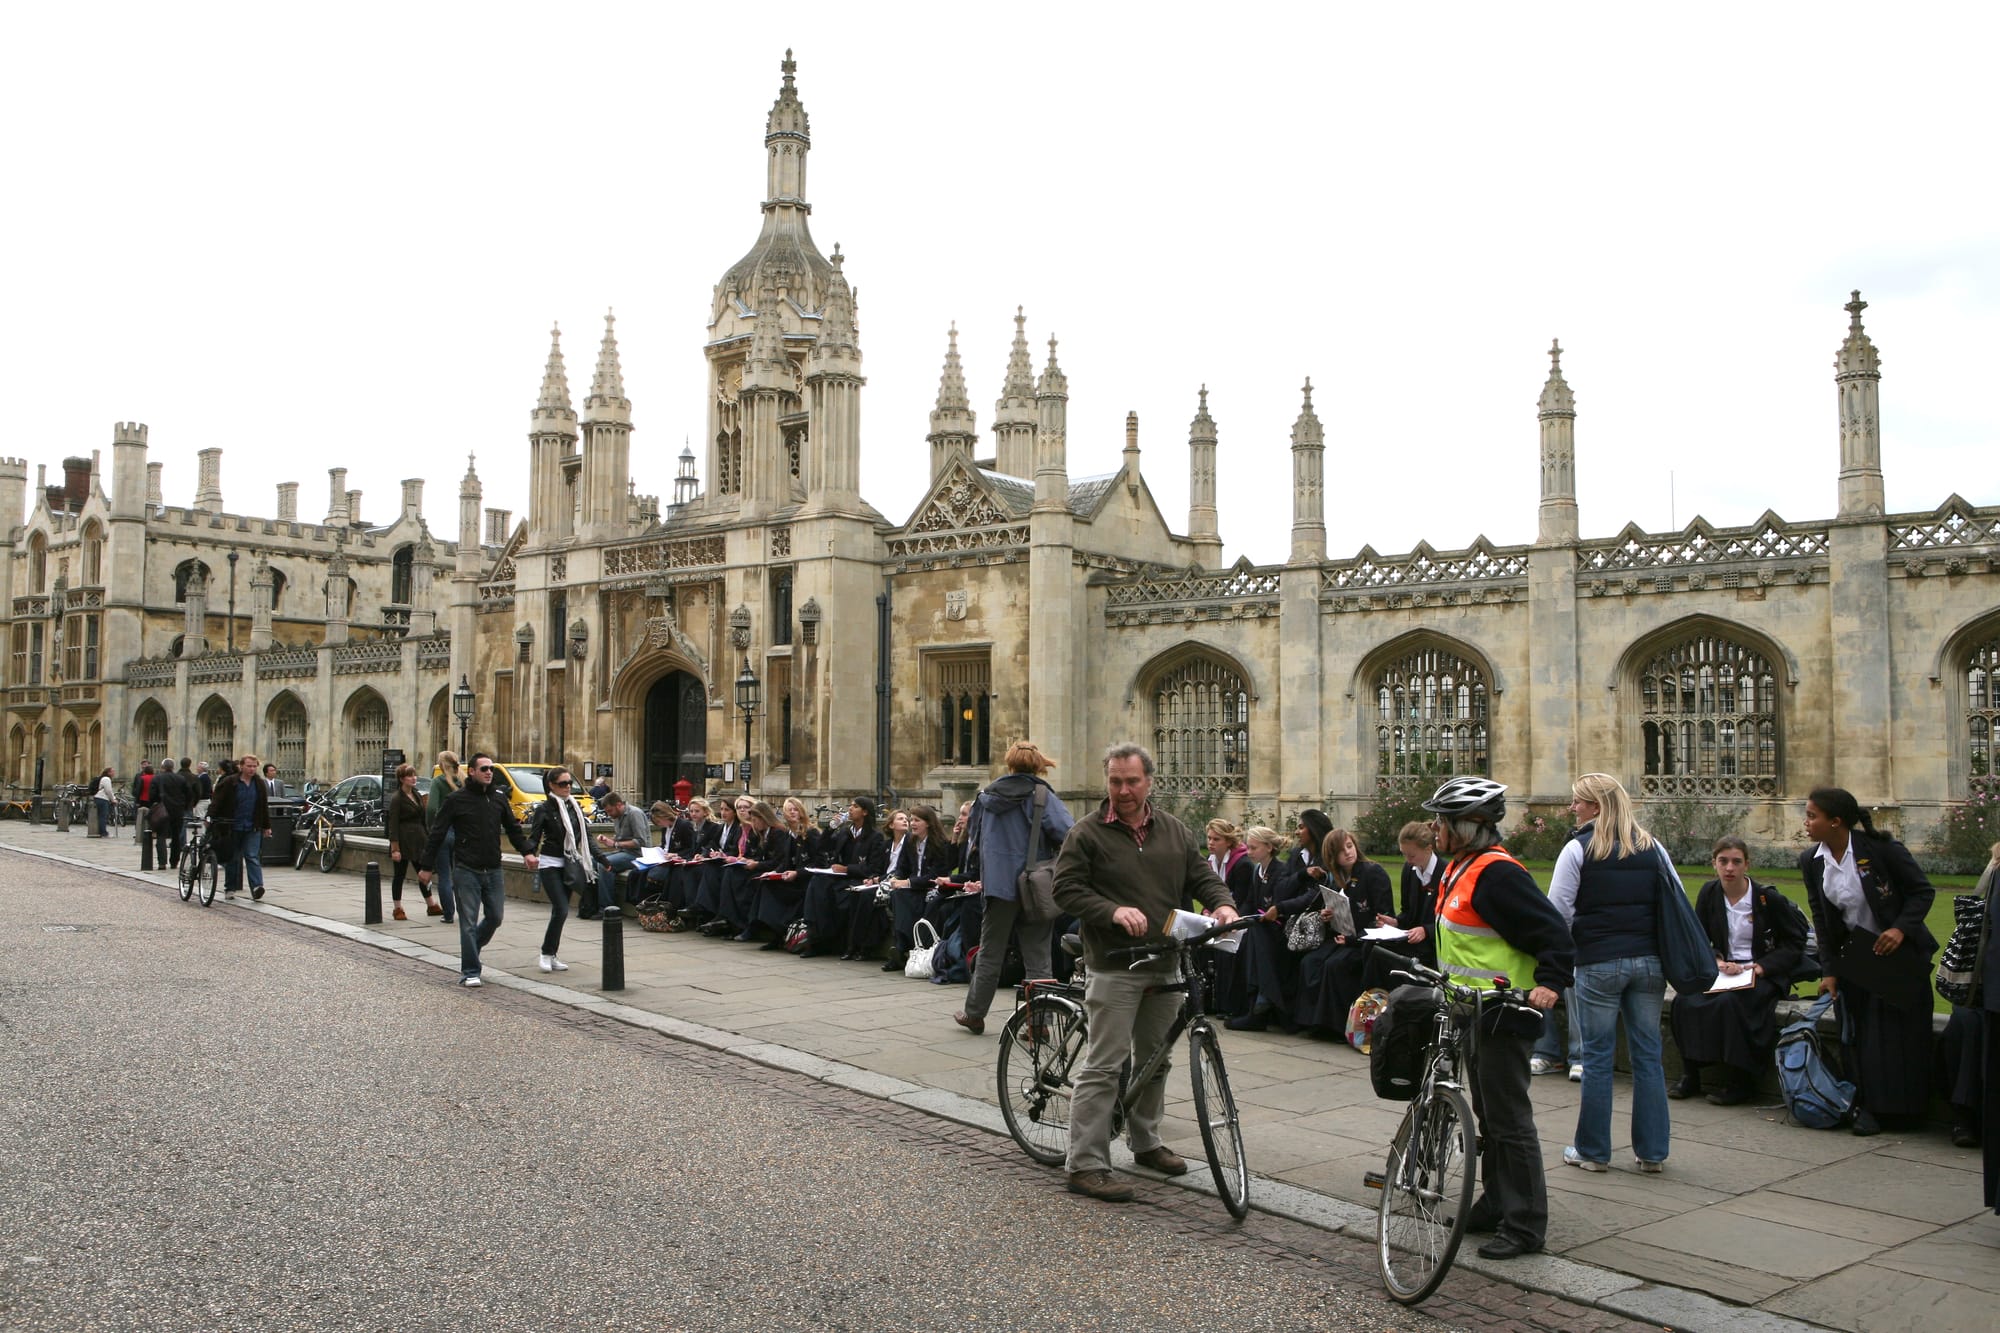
[525,769,594,973]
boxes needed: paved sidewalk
[11,822,1997,1332]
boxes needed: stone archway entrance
[644,671,707,802]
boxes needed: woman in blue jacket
[952,741,1074,1035]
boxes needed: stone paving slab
[9,821,1992,1332]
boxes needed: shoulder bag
[1936,864,1994,1006]
[905,919,940,979]
[1654,844,1720,995]
[1016,785,1061,923]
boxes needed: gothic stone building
[6,53,1998,844]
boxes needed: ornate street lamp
[734,664,760,794]
[452,674,475,757]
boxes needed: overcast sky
[3,2,1994,566]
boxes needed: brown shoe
[392,904,408,921]
[952,1012,985,1035]
[1066,1170,1134,1202]
[1132,1146,1188,1176]
[425,897,443,916]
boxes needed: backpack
[928,925,971,985]
[1775,993,1855,1129]
[1369,984,1444,1101]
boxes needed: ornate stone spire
[535,324,574,419]
[1834,290,1885,516]
[927,323,976,481]
[1001,307,1036,404]
[933,323,970,416]
[816,245,857,354]
[583,309,628,413]
[1188,385,1221,565]
[1537,340,1579,543]
[1036,334,1068,399]
[765,48,810,202]
[750,286,789,377]
[993,306,1038,479]
[1032,334,1069,511]
[1289,378,1325,562]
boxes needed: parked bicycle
[1364,957,1543,1305]
[997,916,1254,1219]
[177,816,220,908]
[292,791,365,873]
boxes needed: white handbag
[905,919,940,979]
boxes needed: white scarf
[553,795,586,861]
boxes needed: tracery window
[1153,656,1249,795]
[272,695,308,788]
[926,650,992,769]
[1967,631,2000,787]
[346,691,390,778]
[135,701,170,769]
[1375,644,1488,777]
[1638,631,1780,796]
[200,698,235,766]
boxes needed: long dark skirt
[1298,940,1371,1033]
[752,875,809,934]
[1227,921,1302,1020]
[1842,978,1934,1117]
[717,866,760,932]
[1937,1006,1986,1112]
[1670,979,1784,1076]
[692,861,731,918]
[664,862,704,913]
[1983,1008,2000,1211]
[847,894,891,956]
[802,875,862,953]
[887,885,930,953]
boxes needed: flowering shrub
[1506,812,1576,862]
[1640,796,1750,863]
[1930,788,2000,875]
[1353,776,1435,859]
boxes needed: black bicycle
[1365,958,1543,1305]
[177,817,220,908]
[997,917,1254,1219]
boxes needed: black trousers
[159,811,185,867]
[802,875,861,953]
[1468,1028,1546,1250]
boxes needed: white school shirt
[1816,840,1880,934]
[1722,887,1756,962]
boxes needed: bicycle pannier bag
[1775,993,1855,1129]
[1016,785,1060,923]
[1370,984,1443,1101]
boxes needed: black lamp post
[226,550,239,653]
[734,664,760,794]
[452,674,475,757]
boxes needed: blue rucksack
[928,926,971,986]
[1775,993,1855,1129]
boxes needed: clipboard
[1832,931,1934,1014]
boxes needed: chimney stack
[195,447,223,513]
[486,508,512,544]
[277,482,298,522]
[146,462,163,508]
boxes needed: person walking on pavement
[157,758,192,869]
[431,751,465,923]
[419,753,537,988]
[194,761,213,804]
[527,768,592,971]
[92,766,115,837]
[1422,775,1574,1260]
[953,740,1074,1035]
[131,762,157,845]
[210,754,272,901]
[384,763,441,920]
[1053,742,1239,1203]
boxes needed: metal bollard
[601,904,625,992]
[364,861,382,925]
[140,825,154,871]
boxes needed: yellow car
[433,762,596,824]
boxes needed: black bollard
[364,861,382,925]
[601,904,625,992]
[140,826,154,871]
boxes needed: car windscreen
[507,769,546,795]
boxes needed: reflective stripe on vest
[1434,848,1541,988]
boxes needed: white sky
[3,2,1995,566]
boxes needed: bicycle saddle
[1059,932,1082,957]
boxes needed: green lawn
[1516,860,1979,1015]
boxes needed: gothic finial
[1000,306,1036,401]
[1836,288,1880,380]
[1036,331,1067,398]
[535,324,573,416]
[1550,338,1563,370]
[1302,377,1313,408]
[782,49,796,87]
[1199,384,1209,411]
[934,324,969,413]
[1539,337,1575,418]
[586,308,627,405]
[1846,289,1868,329]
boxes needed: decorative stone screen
[926,650,991,769]
[272,696,308,787]
[346,692,390,779]
[136,701,171,770]
[1153,657,1249,795]
[1375,644,1489,777]
[1637,632,1779,796]
[200,700,235,766]
[1968,631,2000,786]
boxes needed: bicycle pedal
[1363,1171,1385,1191]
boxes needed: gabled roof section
[1065,472,1121,520]
[484,518,529,584]
[900,456,1022,533]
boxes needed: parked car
[323,773,435,818]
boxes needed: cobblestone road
[1,853,1660,1331]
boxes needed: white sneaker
[459,975,483,988]
[1529,1056,1559,1076]
[1568,1064,1584,1083]
[1563,1146,1606,1172]
[538,954,555,973]
[547,956,569,972]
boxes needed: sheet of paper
[806,866,851,876]
[1707,968,1755,992]
[1362,926,1410,942]
[637,846,669,865]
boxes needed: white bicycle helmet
[1420,776,1507,825]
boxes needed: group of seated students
[614,792,993,975]
[1204,810,1992,1147]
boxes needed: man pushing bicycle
[1052,742,1239,1202]
[1421,776,1573,1259]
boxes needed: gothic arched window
[1374,643,1489,778]
[270,694,308,788]
[1966,629,2000,789]
[1637,630,1780,796]
[1151,656,1250,796]
[135,700,170,769]
[391,546,414,605]
[345,689,391,778]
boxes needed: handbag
[906,919,940,979]
[784,919,810,953]
[1936,865,1994,1006]
[1653,845,1720,995]
[1288,884,1357,952]
[149,802,169,830]
[562,856,593,893]
[1016,785,1061,923]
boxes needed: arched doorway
[644,671,707,803]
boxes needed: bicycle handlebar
[1388,963,1546,1020]
[1104,915,1253,961]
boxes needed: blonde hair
[783,796,809,833]
[1398,820,1435,851]
[1573,772,1654,860]
[1205,818,1243,846]
[687,797,712,819]
[1243,825,1287,855]
[749,800,780,830]
[1003,740,1055,775]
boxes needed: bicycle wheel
[294,823,314,870]
[320,830,343,874]
[1188,1023,1251,1219]
[177,851,195,902]
[997,996,1087,1166]
[198,849,220,908]
[1376,1085,1476,1305]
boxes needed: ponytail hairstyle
[1573,772,1655,861]
[1807,786,1880,839]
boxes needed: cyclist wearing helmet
[1422,775,1574,1260]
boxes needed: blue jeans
[224,825,264,893]
[456,866,507,980]
[434,829,457,920]
[599,852,635,910]
[1572,954,1670,1165]
[1533,990,1583,1064]
[94,797,111,835]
